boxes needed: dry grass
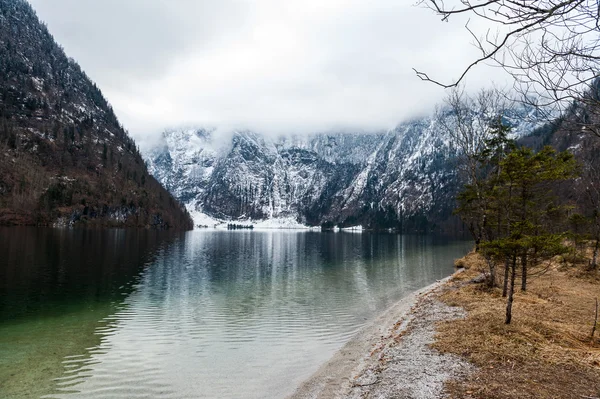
[434,249,600,399]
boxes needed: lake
[0,228,471,398]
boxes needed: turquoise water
[0,228,470,398]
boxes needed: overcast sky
[28,0,508,143]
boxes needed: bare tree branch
[415,0,600,112]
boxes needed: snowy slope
[144,108,545,230]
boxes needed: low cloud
[29,0,510,144]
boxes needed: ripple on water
[2,231,470,399]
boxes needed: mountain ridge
[145,107,544,231]
[0,0,193,229]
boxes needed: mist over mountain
[144,107,544,231]
[26,0,509,142]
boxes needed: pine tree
[478,146,577,324]
[454,117,515,287]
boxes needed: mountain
[145,108,543,232]
[0,0,192,229]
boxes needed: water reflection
[0,230,470,399]
[0,228,182,399]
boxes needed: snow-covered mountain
[144,108,544,231]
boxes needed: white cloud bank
[28,0,510,143]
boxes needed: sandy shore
[288,274,472,399]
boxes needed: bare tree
[437,86,511,185]
[415,0,600,135]
[438,86,513,286]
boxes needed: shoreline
[288,272,463,399]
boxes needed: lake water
[0,228,470,399]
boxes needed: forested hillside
[0,0,192,229]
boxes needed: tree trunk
[468,222,479,252]
[486,255,496,288]
[521,253,528,292]
[502,256,510,297]
[591,233,599,270]
[505,254,517,324]
[592,298,598,340]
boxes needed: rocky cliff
[146,108,541,231]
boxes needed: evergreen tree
[455,117,515,287]
[462,146,578,324]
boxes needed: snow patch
[188,208,312,230]
[340,225,363,232]
[188,209,224,228]
[251,217,315,230]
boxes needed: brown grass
[434,249,600,399]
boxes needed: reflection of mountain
[0,228,182,320]
[145,109,542,231]
[37,231,469,399]
[0,228,183,399]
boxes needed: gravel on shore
[288,276,473,399]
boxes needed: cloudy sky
[28,0,508,142]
